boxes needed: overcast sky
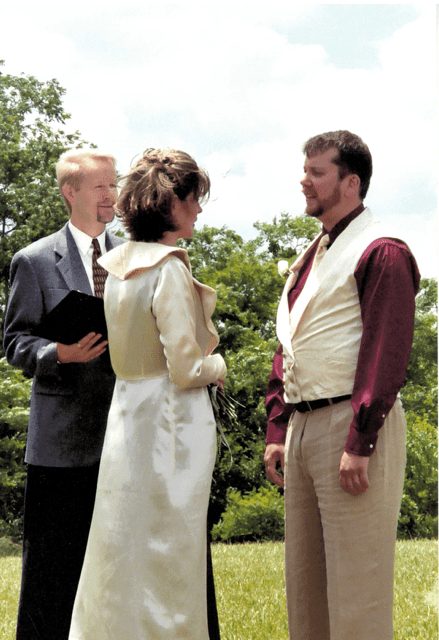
[1,2,437,276]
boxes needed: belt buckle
[305,400,313,412]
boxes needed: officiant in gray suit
[3,150,124,640]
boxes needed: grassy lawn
[1,538,437,639]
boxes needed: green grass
[213,541,288,639]
[0,540,21,640]
[393,540,438,639]
[0,539,437,639]
[213,541,438,640]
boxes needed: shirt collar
[68,221,107,256]
[323,203,365,246]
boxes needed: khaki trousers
[284,398,406,640]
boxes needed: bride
[69,148,227,639]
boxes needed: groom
[264,130,419,640]
[3,149,123,640]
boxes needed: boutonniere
[277,259,290,278]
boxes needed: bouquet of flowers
[207,384,243,459]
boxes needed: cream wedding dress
[69,242,226,640]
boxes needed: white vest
[276,208,397,403]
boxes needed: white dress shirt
[68,221,107,295]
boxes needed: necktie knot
[312,234,330,272]
[92,238,101,255]
[318,234,330,251]
[91,239,107,298]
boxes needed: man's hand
[339,451,370,496]
[264,443,285,489]
[56,332,108,364]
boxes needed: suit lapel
[54,225,124,294]
[283,208,376,344]
[276,233,322,356]
[54,224,93,295]
[312,207,374,281]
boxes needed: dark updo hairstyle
[303,130,373,200]
[116,148,210,242]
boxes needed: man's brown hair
[303,130,372,200]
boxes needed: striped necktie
[91,238,107,298]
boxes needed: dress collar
[98,241,190,281]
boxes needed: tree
[253,212,320,260]
[0,61,90,341]
[0,146,436,540]
[401,278,438,424]
[0,358,31,540]
[181,216,321,525]
[399,278,438,538]
[182,223,438,537]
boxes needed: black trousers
[16,464,100,640]
[207,529,221,640]
[16,464,221,639]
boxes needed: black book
[32,290,107,345]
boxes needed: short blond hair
[56,150,116,214]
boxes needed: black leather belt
[293,395,351,413]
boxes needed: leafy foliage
[0,359,31,541]
[181,221,309,526]
[182,229,438,539]
[0,61,92,341]
[0,65,436,541]
[401,278,438,425]
[253,212,320,260]
[399,413,438,539]
[0,212,437,541]
[212,485,285,542]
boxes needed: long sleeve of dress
[152,258,227,390]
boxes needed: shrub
[0,358,30,541]
[212,411,438,542]
[398,412,438,539]
[212,484,284,542]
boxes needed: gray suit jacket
[3,223,125,467]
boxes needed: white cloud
[0,2,436,277]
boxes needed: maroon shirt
[265,205,420,456]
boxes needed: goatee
[307,207,324,219]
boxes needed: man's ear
[61,182,76,206]
[345,174,361,198]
